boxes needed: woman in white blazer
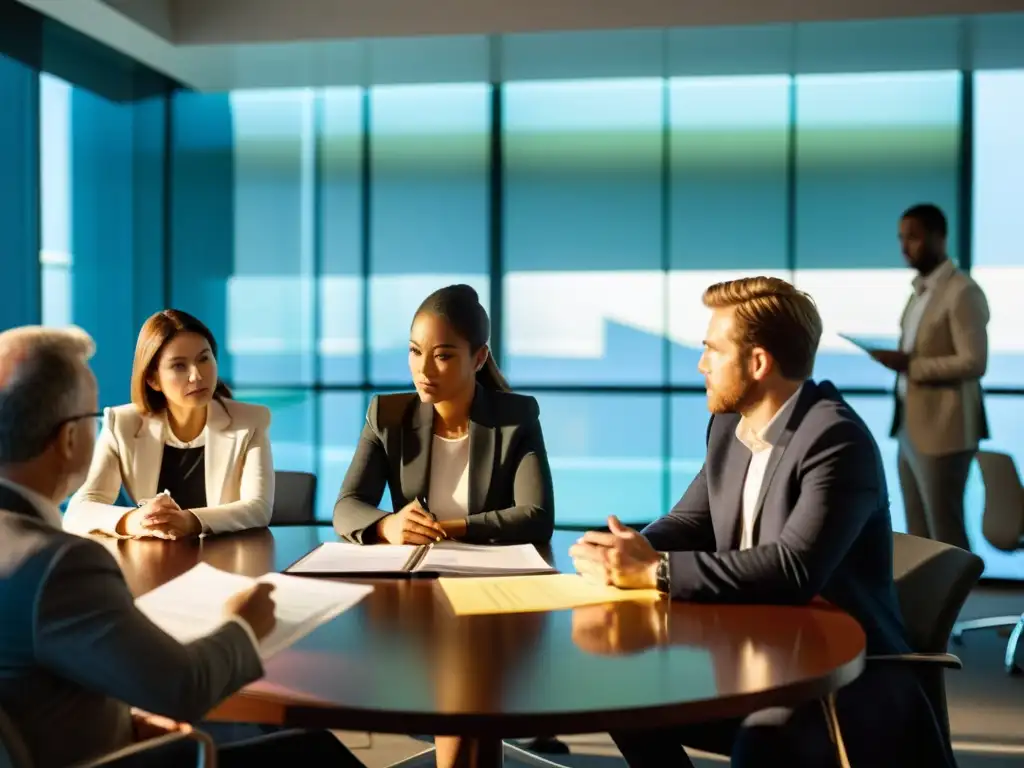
[64,309,274,539]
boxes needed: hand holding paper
[135,562,373,659]
[223,581,277,640]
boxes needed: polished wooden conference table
[98,526,866,765]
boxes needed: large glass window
[668,76,791,384]
[320,88,365,384]
[528,392,666,525]
[34,59,1023,579]
[39,73,73,328]
[793,72,961,387]
[320,393,371,519]
[229,90,317,387]
[503,79,665,386]
[368,84,491,385]
[972,70,1024,389]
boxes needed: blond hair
[702,276,822,380]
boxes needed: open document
[286,540,556,578]
[439,573,663,615]
[135,562,373,659]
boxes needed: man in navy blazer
[571,277,952,767]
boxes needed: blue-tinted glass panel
[235,389,331,522]
[320,88,364,384]
[320,392,370,520]
[525,392,665,526]
[972,70,1024,388]
[169,92,234,385]
[1,54,40,330]
[234,389,316,474]
[503,79,665,386]
[668,76,791,384]
[793,72,961,387]
[229,90,316,386]
[40,73,73,328]
[369,84,490,385]
[668,394,713,509]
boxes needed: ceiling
[18,0,1024,91]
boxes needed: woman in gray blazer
[333,284,554,545]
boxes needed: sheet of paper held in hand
[135,562,373,659]
[838,333,899,353]
[438,573,662,616]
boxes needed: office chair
[685,532,983,768]
[0,704,217,768]
[950,451,1024,674]
[880,532,985,746]
[271,470,318,525]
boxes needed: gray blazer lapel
[401,399,434,503]
[715,439,750,552]
[468,389,497,515]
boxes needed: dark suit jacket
[333,385,555,544]
[0,484,263,768]
[643,380,910,656]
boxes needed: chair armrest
[867,652,963,670]
[70,728,217,768]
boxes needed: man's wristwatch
[655,552,671,594]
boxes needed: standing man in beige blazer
[870,204,989,551]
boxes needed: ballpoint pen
[419,496,445,540]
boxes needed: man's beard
[706,372,757,415]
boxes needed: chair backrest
[892,532,984,653]
[271,470,317,525]
[975,450,1024,552]
[891,532,984,745]
[0,704,32,768]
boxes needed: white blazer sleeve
[189,414,275,534]
[64,409,135,536]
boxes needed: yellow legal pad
[438,573,663,616]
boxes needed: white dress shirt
[0,476,261,652]
[734,384,804,550]
[898,258,955,399]
[427,434,471,521]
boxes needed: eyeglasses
[48,412,102,439]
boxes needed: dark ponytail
[414,284,511,392]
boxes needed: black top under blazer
[332,384,555,545]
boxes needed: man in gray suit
[0,326,362,767]
[872,204,989,551]
[571,277,952,767]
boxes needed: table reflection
[98,529,276,596]
[572,599,846,694]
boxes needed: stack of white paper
[136,562,373,658]
[418,541,555,575]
